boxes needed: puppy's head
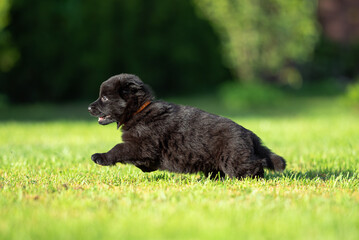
[88,74,153,126]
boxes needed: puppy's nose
[88,106,92,112]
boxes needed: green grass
[0,97,359,240]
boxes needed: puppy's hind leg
[220,156,264,179]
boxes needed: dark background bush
[0,0,358,104]
[0,0,230,103]
[304,36,359,84]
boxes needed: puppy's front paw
[91,153,114,166]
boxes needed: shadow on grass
[143,171,223,182]
[146,169,358,182]
[116,168,358,183]
[266,169,358,181]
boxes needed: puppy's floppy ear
[118,81,142,99]
[118,85,130,99]
[128,82,142,92]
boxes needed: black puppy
[88,74,286,179]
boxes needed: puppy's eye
[101,96,109,102]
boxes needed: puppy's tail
[251,133,286,172]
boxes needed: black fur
[88,74,286,179]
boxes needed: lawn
[0,97,358,240]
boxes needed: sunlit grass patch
[0,100,358,240]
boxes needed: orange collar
[134,101,151,115]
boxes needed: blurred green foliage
[0,0,8,27]
[0,0,19,73]
[0,0,230,103]
[343,81,359,108]
[219,82,285,110]
[194,0,319,83]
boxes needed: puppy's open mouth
[98,115,114,125]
